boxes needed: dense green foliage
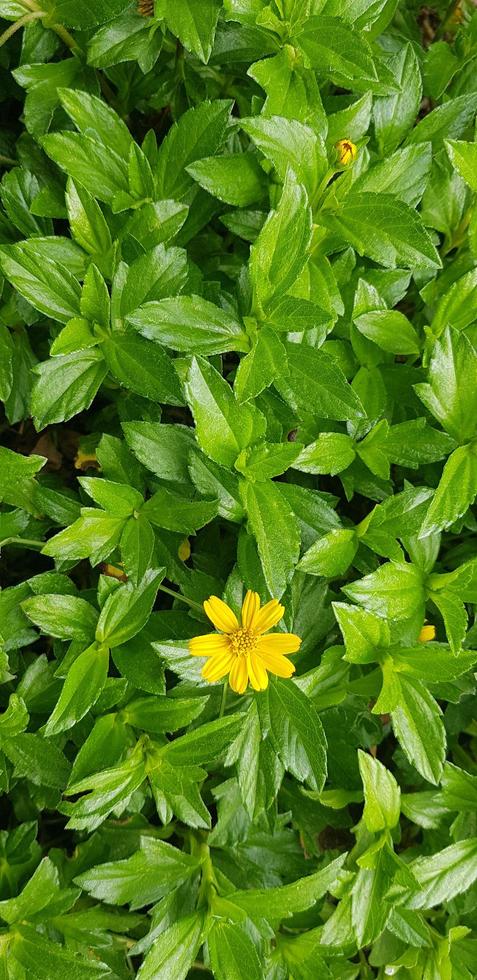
[1,0,477,976]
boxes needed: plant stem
[0,10,44,47]
[157,583,203,613]
[219,681,228,718]
[0,537,44,551]
[0,154,17,167]
[49,19,81,54]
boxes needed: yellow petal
[248,652,268,691]
[258,650,295,678]
[254,599,285,634]
[229,657,248,694]
[203,596,239,633]
[202,650,235,682]
[241,590,260,629]
[257,633,301,655]
[189,634,231,657]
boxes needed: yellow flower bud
[335,139,357,166]
[178,538,191,561]
[102,564,127,582]
[418,624,436,643]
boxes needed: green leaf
[391,644,477,681]
[47,0,126,29]
[373,43,423,154]
[156,0,221,62]
[102,334,184,405]
[155,100,232,200]
[228,854,345,922]
[31,349,108,428]
[406,93,477,148]
[240,115,327,196]
[391,674,446,785]
[66,178,111,256]
[128,294,248,354]
[235,440,301,481]
[75,837,201,909]
[250,169,312,314]
[0,242,81,322]
[354,308,420,355]
[297,16,387,94]
[0,858,62,925]
[42,132,128,205]
[185,355,265,468]
[44,642,109,736]
[95,568,165,648]
[240,479,300,597]
[120,515,155,584]
[208,920,263,980]
[298,528,358,579]
[323,192,441,271]
[268,679,327,791]
[137,912,205,980]
[120,245,188,316]
[123,694,206,733]
[187,153,266,206]
[79,477,143,517]
[405,839,477,909]
[419,444,477,538]
[296,433,356,476]
[142,487,219,533]
[234,326,286,403]
[333,602,390,663]
[442,762,477,811]
[358,750,400,832]
[12,925,111,978]
[2,733,70,790]
[58,86,132,159]
[415,327,477,443]
[87,13,161,71]
[342,562,425,622]
[42,508,127,564]
[21,594,98,642]
[123,421,195,483]
[354,142,431,208]
[0,446,45,515]
[276,343,365,422]
[351,846,395,947]
[445,139,477,192]
[162,714,244,766]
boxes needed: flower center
[230,627,257,657]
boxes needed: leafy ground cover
[1,0,477,976]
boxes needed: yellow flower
[335,138,357,166]
[189,591,301,694]
[418,624,436,642]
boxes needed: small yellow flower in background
[101,563,127,582]
[74,448,98,471]
[335,138,357,166]
[178,538,191,561]
[189,591,301,694]
[419,624,436,642]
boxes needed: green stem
[0,9,44,47]
[219,681,228,718]
[157,583,203,613]
[0,537,44,551]
[49,19,81,54]
[0,154,17,167]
